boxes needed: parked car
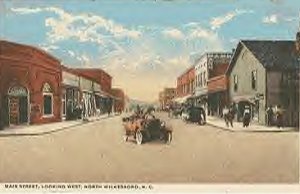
[183,106,206,125]
[122,114,172,145]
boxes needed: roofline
[0,39,61,63]
[70,67,112,78]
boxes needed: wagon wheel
[165,132,172,144]
[135,131,143,145]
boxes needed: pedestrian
[243,105,251,127]
[276,105,284,128]
[266,105,274,126]
[223,105,233,127]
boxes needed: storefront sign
[62,71,79,87]
[8,86,27,96]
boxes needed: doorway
[8,85,29,126]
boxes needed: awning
[232,95,255,104]
[173,95,192,104]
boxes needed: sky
[0,0,299,102]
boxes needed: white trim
[62,91,66,119]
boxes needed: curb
[206,122,235,132]
[0,115,121,137]
[206,121,297,133]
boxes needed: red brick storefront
[71,68,112,94]
[176,66,195,100]
[71,68,114,114]
[0,40,62,127]
[111,88,125,113]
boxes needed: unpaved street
[0,113,298,183]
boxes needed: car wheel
[136,131,143,145]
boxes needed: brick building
[70,68,114,115]
[175,66,195,103]
[110,88,125,113]
[0,40,62,127]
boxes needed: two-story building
[194,52,232,114]
[175,66,195,104]
[227,40,299,126]
[71,68,114,115]
[111,88,125,113]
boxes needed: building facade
[176,66,195,103]
[111,88,125,113]
[71,68,114,115]
[61,66,81,120]
[227,40,299,126]
[194,52,232,113]
[0,40,62,127]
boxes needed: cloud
[262,14,278,24]
[162,28,184,40]
[11,7,43,14]
[67,50,75,57]
[39,44,59,52]
[210,9,253,30]
[11,7,142,44]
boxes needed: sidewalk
[206,116,298,132]
[0,113,120,137]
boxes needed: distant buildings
[0,40,126,128]
[159,88,176,110]
[110,88,126,113]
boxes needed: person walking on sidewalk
[223,106,233,127]
[266,105,274,126]
[275,105,284,128]
[243,105,251,127]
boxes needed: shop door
[19,96,28,124]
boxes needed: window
[200,73,203,87]
[42,83,53,116]
[233,75,238,92]
[203,72,206,86]
[251,70,257,90]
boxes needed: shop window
[234,75,238,92]
[42,83,53,116]
[251,70,257,90]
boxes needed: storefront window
[42,83,53,116]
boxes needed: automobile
[122,114,172,145]
[183,106,206,125]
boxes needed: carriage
[122,114,172,145]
